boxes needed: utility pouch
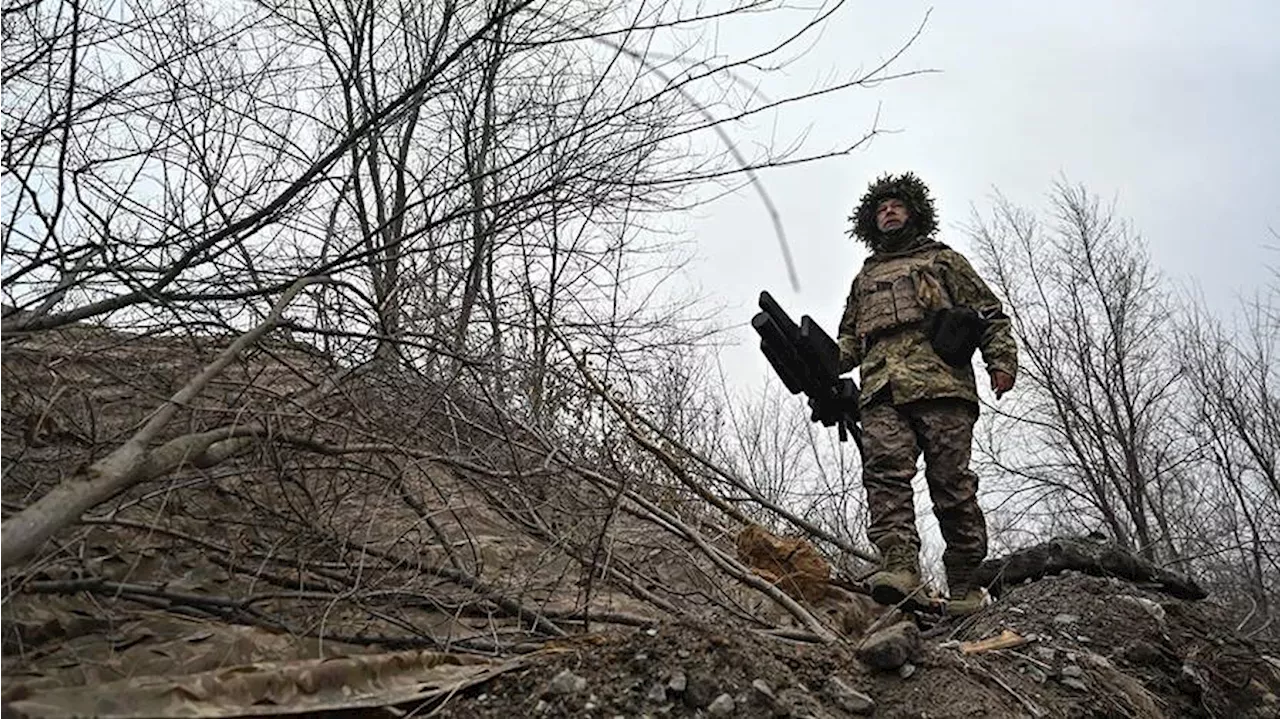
[929,306,988,367]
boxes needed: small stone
[1053,613,1080,625]
[668,671,688,693]
[777,688,810,718]
[898,662,917,679]
[1033,646,1056,663]
[1026,666,1048,684]
[824,677,875,715]
[584,702,597,711]
[1061,677,1088,691]
[547,669,588,695]
[677,649,691,659]
[1061,665,1084,679]
[752,679,777,701]
[635,652,649,661]
[1124,641,1164,666]
[645,627,658,636]
[1179,664,1205,695]
[683,674,714,708]
[752,680,791,717]
[1077,635,1091,644]
[647,683,668,703]
[534,700,548,714]
[708,693,736,717]
[1263,693,1278,705]
[1118,595,1167,623]
[856,622,923,671]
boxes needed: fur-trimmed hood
[847,172,939,250]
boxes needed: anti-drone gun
[751,291,862,448]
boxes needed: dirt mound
[4,326,1279,718]
[952,571,1280,718]
[426,572,1280,719]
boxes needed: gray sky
[687,0,1279,391]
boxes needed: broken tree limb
[1,277,333,567]
[973,536,1208,600]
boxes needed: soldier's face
[876,198,909,232]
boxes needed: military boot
[946,565,989,616]
[868,544,923,606]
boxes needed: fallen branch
[965,660,1046,719]
[974,536,1208,600]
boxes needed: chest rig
[853,246,951,346]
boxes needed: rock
[547,669,588,696]
[1061,677,1088,691]
[1026,666,1048,684]
[668,671,688,694]
[1061,665,1084,679]
[1123,641,1164,666]
[1118,595,1167,623]
[1033,646,1056,663]
[824,676,875,715]
[856,622,922,671]
[533,699,549,714]
[898,662,916,679]
[683,673,714,708]
[752,680,794,718]
[1053,613,1080,625]
[777,687,812,718]
[1179,664,1205,696]
[708,693,736,717]
[646,682,668,703]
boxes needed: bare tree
[3,0,928,572]
[968,180,1196,563]
[1178,286,1280,636]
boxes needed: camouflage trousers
[861,398,987,575]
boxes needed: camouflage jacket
[836,239,1017,407]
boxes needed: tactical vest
[853,247,952,344]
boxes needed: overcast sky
[686,1,1279,391]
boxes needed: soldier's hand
[990,369,1014,399]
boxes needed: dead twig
[965,659,1046,718]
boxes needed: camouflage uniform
[836,173,1018,593]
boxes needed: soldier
[836,172,1017,616]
